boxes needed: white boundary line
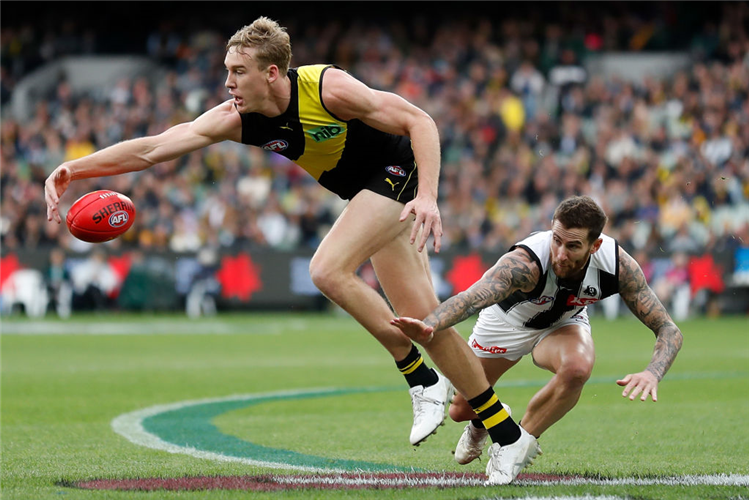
[112,390,749,487]
[1,320,284,335]
[270,473,749,487]
[515,474,749,487]
[483,497,626,500]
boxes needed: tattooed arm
[616,247,684,402]
[391,248,540,343]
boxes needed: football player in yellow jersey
[44,17,528,463]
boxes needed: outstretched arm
[391,248,540,343]
[616,247,684,401]
[45,100,242,223]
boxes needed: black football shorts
[318,159,419,203]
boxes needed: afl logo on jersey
[530,295,553,306]
[385,165,407,177]
[262,139,289,152]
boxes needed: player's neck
[263,75,291,117]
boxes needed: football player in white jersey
[391,195,683,484]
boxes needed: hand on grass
[617,370,659,402]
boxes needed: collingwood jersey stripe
[492,231,619,330]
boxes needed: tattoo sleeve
[424,250,540,332]
[618,248,684,381]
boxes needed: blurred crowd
[2,3,748,270]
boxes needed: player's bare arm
[45,101,242,223]
[321,68,443,252]
[616,247,684,401]
[391,248,540,343]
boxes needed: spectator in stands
[44,247,72,317]
[651,251,691,321]
[0,2,746,317]
[70,248,119,311]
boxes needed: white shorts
[468,307,591,361]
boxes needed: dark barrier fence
[1,247,747,317]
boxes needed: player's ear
[267,64,280,83]
[590,237,603,254]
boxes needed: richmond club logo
[108,211,130,228]
[262,140,289,152]
[385,165,406,177]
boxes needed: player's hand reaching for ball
[617,370,659,402]
[45,165,72,223]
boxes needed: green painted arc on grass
[141,386,412,472]
[127,371,748,472]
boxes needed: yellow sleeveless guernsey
[239,64,415,200]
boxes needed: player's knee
[308,259,340,295]
[448,394,475,422]
[557,358,593,388]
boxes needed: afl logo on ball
[108,211,130,228]
[262,139,289,152]
[385,165,406,177]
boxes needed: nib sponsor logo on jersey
[471,338,507,354]
[308,124,345,143]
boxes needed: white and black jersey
[487,230,620,330]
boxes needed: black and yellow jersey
[238,64,418,201]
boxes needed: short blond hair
[227,17,292,74]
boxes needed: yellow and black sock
[396,344,439,388]
[468,387,521,446]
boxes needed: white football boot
[454,403,511,465]
[409,371,454,446]
[485,426,541,485]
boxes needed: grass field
[2,312,748,499]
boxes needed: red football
[66,190,136,243]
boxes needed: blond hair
[227,17,292,74]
